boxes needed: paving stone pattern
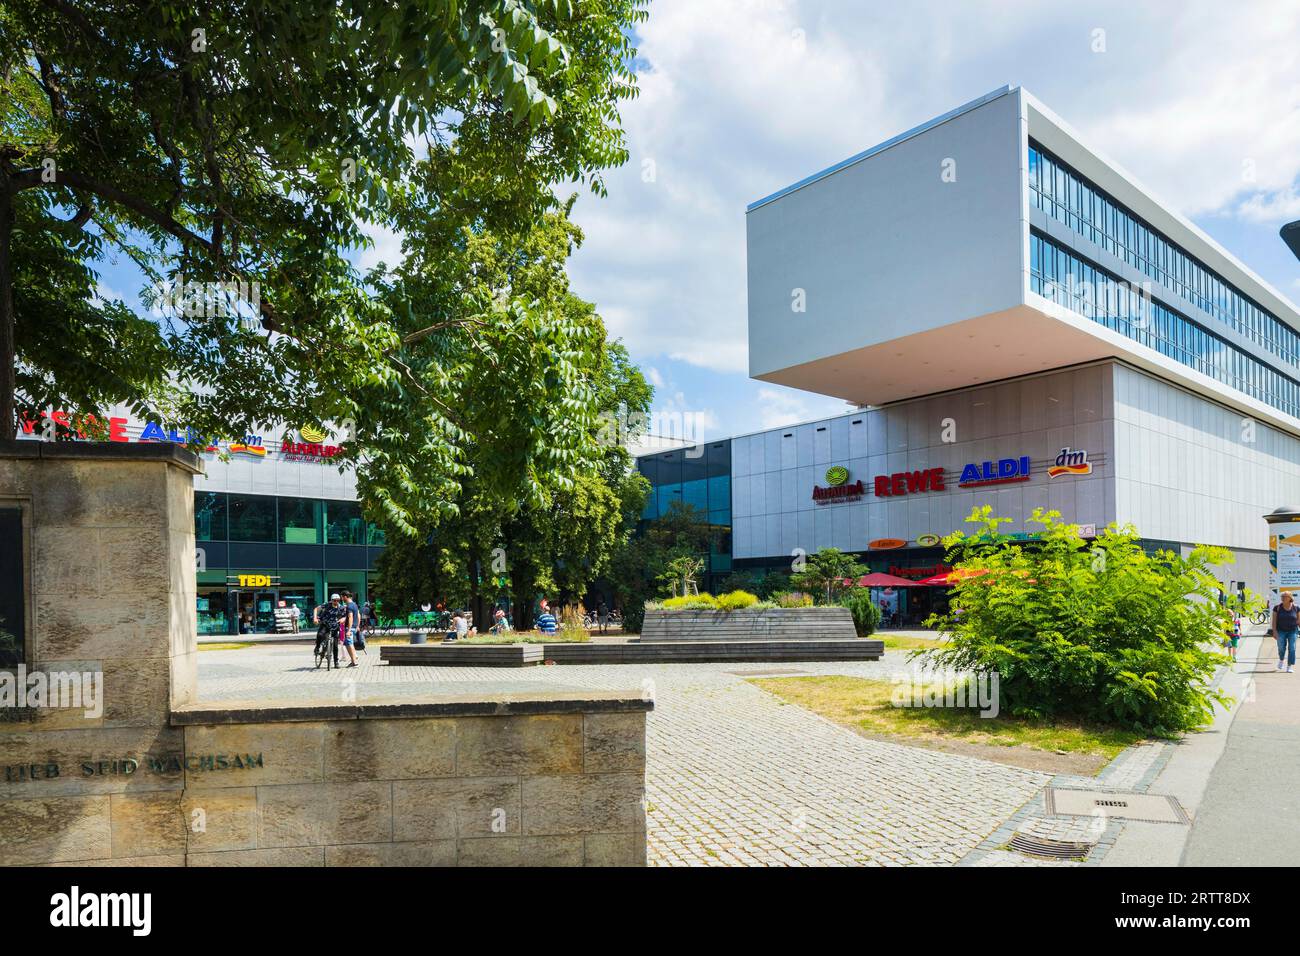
[200,646,1049,866]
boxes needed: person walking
[339,591,360,667]
[597,600,609,635]
[1272,591,1299,673]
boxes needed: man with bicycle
[313,594,347,668]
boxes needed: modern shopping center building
[17,405,382,635]
[639,86,1300,620]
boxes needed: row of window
[637,441,732,486]
[1031,232,1300,419]
[1029,142,1299,369]
[195,492,386,546]
[641,476,732,522]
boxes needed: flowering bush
[923,506,1256,736]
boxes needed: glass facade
[325,500,366,545]
[637,441,733,590]
[1031,230,1300,418]
[194,492,385,635]
[227,493,276,542]
[1029,141,1300,369]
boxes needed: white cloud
[567,0,1300,393]
[755,386,847,431]
[1237,187,1300,225]
[356,224,405,274]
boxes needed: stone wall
[0,699,648,867]
[0,443,650,866]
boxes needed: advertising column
[1264,508,1300,608]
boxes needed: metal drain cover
[1045,788,1190,824]
[1007,833,1093,860]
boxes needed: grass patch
[752,674,1141,762]
[197,642,256,651]
[880,634,944,650]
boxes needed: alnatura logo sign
[812,467,864,504]
[1047,447,1093,478]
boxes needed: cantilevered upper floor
[746,85,1300,435]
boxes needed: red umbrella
[855,571,924,588]
[917,568,990,586]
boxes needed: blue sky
[92,1,1300,445]
[563,0,1300,443]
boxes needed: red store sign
[873,467,945,497]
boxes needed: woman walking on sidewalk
[1271,591,1298,673]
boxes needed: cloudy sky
[569,0,1300,445]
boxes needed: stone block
[31,460,168,530]
[110,790,185,858]
[32,526,102,598]
[256,781,392,847]
[0,795,111,865]
[98,527,169,601]
[454,714,583,776]
[323,717,455,782]
[456,835,584,867]
[522,773,645,837]
[583,712,646,774]
[187,846,325,867]
[584,832,644,866]
[324,841,457,867]
[44,853,184,867]
[392,776,521,841]
[182,787,257,853]
[182,722,324,788]
[5,658,105,731]
[33,593,164,661]
[0,725,185,797]
[102,657,171,727]
[169,649,198,710]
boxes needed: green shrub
[774,591,813,608]
[716,590,759,610]
[924,506,1254,737]
[662,593,720,610]
[622,603,646,634]
[839,589,881,636]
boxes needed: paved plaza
[199,644,1049,866]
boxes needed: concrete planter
[640,606,859,642]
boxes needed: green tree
[792,547,865,605]
[0,0,648,531]
[607,501,719,632]
[372,204,652,627]
[925,506,1253,736]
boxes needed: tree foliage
[792,547,865,605]
[370,204,651,624]
[0,0,648,531]
[924,506,1255,736]
[606,501,720,633]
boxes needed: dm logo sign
[1048,447,1093,478]
[825,466,849,486]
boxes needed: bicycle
[313,627,335,670]
[1250,610,1269,626]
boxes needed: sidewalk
[1180,631,1300,865]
